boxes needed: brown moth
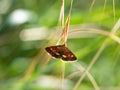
[45,44,77,61]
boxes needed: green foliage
[0,0,120,90]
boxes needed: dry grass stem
[72,62,100,90]
[112,0,116,23]
[101,0,107,21]
[73,18,120,90]
[89,0,96,12]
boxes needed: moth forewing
[45,44,77,61]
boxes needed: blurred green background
[0,0,120,90]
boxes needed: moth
[45,44,77,61]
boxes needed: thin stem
[61,0,73,45]
[61,61,65,90]
[67,62,100,90]
[69,28,120,44]
[73,18,120,90]
[111,18,120,33]
[101,0,107,21]
[89,0,96,12]
[112,0,116,24]
[73,39,109,90]
[72,62,100,90]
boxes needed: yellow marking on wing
[57,47,60,49]
[50,48,53,50]
[56,53,60,55]
[62,55,67,58]
[71,55,74,57]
